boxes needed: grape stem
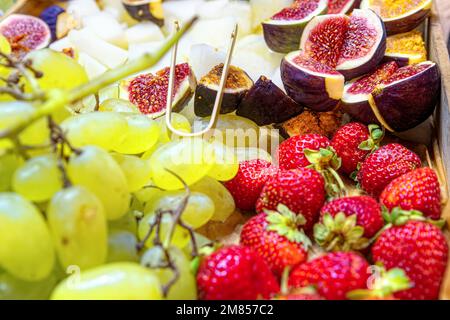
[0,16,198,140]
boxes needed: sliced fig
[383,30,427,67]
[236,76,303,126]
[194,64,253,117]
[39,5,79,41]
[360,0,431,35]
[122,63,196,118]
[327,0,361,14]
[262,0,328,53]
[341,61,399,124]
[281,51,345,112]
[0,14,51,58]
[122,0,164,26]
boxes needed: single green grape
[190,176,236,222]
[133,182,166,204]
[67,146,131,220]
[0,152,23,192]
[107,229,139,263]
[0,193,55,281]
[140,142,163,160]
[112,153,153,192]
[12,154,63,202]
[150,138,215,190]
[47,186,108,270]
[208,141,239,181]
[113,114,160,154]
[99,98,140,113]
[25,49,88,91]
[141,246,197,300]
[108,210,139,235]
[61,112,128,150]
[50,262,162,300]
[17,118,51,155]
[0,101,36,132]
[138,213,190,249]
[235,147,273,163]
[158,113,192,143]
[145,191,214,229]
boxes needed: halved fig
[342,61,440,132]
[0,14,51,58]
[122,63,196,118]
[122,0,164,26]
[360,0,432,35]
[383,30,427,66]
[194,64,253,117]
[300,9,386,80]
[262,0,328,53]
[327,0,361,14]
[281,51,345,112]
[236,76,303,126]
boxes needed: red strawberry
[357,143,421,198]
[224,159,277,211]
[331,123,383,175]
[196,245,280,300]
[372,220,448,300]
[256,168,326,231]
[277,134,330,170]
[240,204,311,276]
[380,167,441,220]
[288,252,370,300]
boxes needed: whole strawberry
[288,252,370,300]
[277,134,330,170]
[197,245,280,300]
[331,123,383,175]
[372,220,448,300]
[224,159,276,211]
[314,196,384,251]
[380,167,441,220]
[357,143,421,198]
[240,204,311,276]
[256,168,326,231]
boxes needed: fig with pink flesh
[262,0,328,54]
[0,14,51,58]
[236,76,303,126]
[327,0,361,14]
[122,63,196,118]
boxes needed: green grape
[17,118,51,155]
[112,153,152,192]
[0,34,11,55]
[138,213,190,248]
[99,98,140,113]
[191,176,236,222]
[141,246,196,300]
[158,113,192,143]
[0,101,36,131]
[145,191,214,229]
[208,141,239,181]
[67,146,131,220]
[235,147,273,163]
[0,193,55,281]
[113,114,160,154]
[109,210,139,235]
[0,152,23,192]
[133,183,166,204]
[107,229,139,263]
[25,49,88,91]
[150,138,215,190]
[61,112,128,150]
[47,186,108,270]
[141,142,163,160]
[50,262,162,300]
[12,154,63,202]
[183,232,213,257]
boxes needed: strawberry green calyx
[382,206,425,226]
[347,267,411,300]
[264,204,312,250]
[358,124,384,152]
[314,212,370,252]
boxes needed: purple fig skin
[341,100,380,125]
[281,58,341,112]
[384,9,430,35]
[372,63,440,132]
[328,0,361,14]
[236,76,304,125]
[262,22,306,54]
[382,55,409,67]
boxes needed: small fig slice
[281,51,345,112]
[194,64,253,118]
[383,30,427,67]
[39,5,79,41]
[122,63,196,118]
[262,0,328,53]
[360,0,431,35]
[236,76,303,126]
[122,0,164,26]
[0,14,51,58]
[327,0,361,14]
[341,61,399,125]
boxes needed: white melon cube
[82,12,128,48]
[67,0,101,20]
[189,44,226,79]
[126,22,165,45]
[49,37,73,52]
[78,52,108,79]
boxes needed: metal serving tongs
[165,21,238,137]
